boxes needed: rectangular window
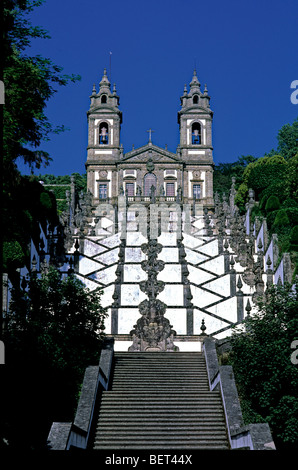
[99,184,107,199]
[125,183,134,197]
[193,184,201,199]
[166,183,175,197]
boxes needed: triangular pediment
[120,144,180,164]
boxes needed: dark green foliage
[39,173,87,214]
[284,208,298,227]
[2,266,107,449]
[273,209,290,228]
[247,162,286,200]
[213,155,257,200]
[39,191,53,210]
[289,226,298,251]
[230,284,298,450]
[2,240,26,269]
[281,198,298,209]
[277,118,298,160]
[265,195,280,213]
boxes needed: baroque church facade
[85,69,214,207]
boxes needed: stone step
[112,377,208,380]
[94,438,229,449]
[102,390,217,396]
[114,353,204,358]
[113,376,208,388]
[94,444,230,450]
[113,369,206,372]
[113,365,208,369]
[96,422,226,429]
[95,431,228,439]
[93,350,229,450]
[114,355,204,358]
[113,363,206,367]
[100,397,221,403]
[101,395,220,401]
[97,416,226,424]
[111,386,211,392]
[98,407,224,414]
[99,407,224,416]
[113,362,207,366]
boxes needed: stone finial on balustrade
[245,298,252,316]
[265,255,274,291]
[200,319,207,336]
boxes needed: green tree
[277,118,298,160]
[2,266,107,449]
[230,284,298,450]
[213,155,257,200]
[265,195,280,213]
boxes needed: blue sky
[20,0,298,176]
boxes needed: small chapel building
[85,69,215,207]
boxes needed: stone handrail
[47,338,114,450]
[202,337,276,450]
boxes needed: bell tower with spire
[178,69,214,207]
[86,69,122,203]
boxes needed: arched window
[101,95,107,104]
[192,122,201,144]
[144,173,157,196]
[193,95,199,104]
[99,122,109,144]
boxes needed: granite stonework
[64,183,293,351]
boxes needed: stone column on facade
[87,169,93,195]
[205,169,214,205]
[183,169,189,202]
[178,165,183,199]
[206,118,212,147]
[111,169,118,201]
[118,168,124,195]
[88,117,94,147]
[136,168,142,196]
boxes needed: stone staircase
[93,352,229,450]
